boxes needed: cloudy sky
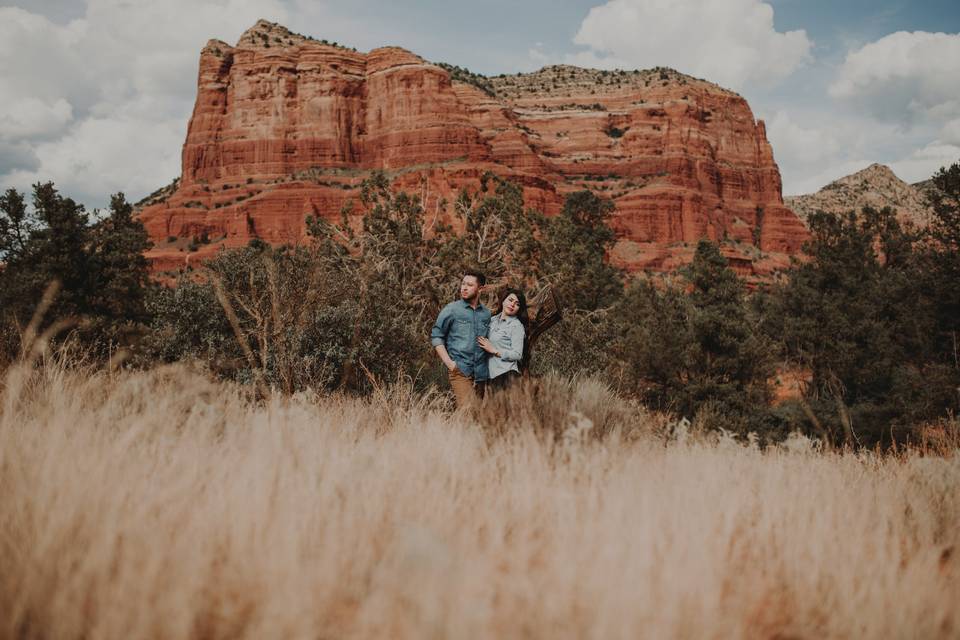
[2,0,959,209]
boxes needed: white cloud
[760,107,950,195]
[764,110,876,195]
[528,45,550,65]
[0,8,90,114]
[765,111,840,169]
[941,119,960,146]
[0,98,73,140]
[830,31,960,126]
[785,159,881,196]
[0,0,288,207]
[5,115,185,206]
[0,141,40,175]
[824,31,960,185]
[4,1,956,209]
[889,141,960,184]
[568,0,812,90]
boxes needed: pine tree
[614,241,773,428]
[684,240,773,417]
[88,192,153,349]
[540,190,623,310]
[0,188,34,261]
[926,161,960,369]
[615,277,692,411]
[0,183,153,361]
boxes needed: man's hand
[435,344,459,372]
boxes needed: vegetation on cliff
[2,161,960,447]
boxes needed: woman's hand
[477,336,499,356]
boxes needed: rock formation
[139,19,809,275]
[785,163,934,229]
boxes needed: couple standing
[430,270,527,408]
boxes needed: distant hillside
[785,163,934,228]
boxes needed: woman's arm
[497,323,525,362]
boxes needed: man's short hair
[462,269,486,286]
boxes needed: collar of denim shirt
[457,298,487,313]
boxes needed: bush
[141,243,424,395]
[530,309,619,382]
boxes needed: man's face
[460,275,480,301]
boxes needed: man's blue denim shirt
[430,299,491,381]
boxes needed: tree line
[2,163,959,446]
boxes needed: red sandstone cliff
[139,19,808,275]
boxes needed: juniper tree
[88,193,153,347]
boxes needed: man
[430,270,491,408]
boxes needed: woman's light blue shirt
[487,313,525,379]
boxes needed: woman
[477,288,528,392]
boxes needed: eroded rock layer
[139,20,808,275]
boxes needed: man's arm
[430,305,458,371]
[434,344,457,371]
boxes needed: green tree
[614,277,692,410]
[143,244,377,393]
[0,183,95,358]
[925,161,960,370]
[540,190,623,311]
[763,206,946,446]
[685,241,774,419]
[441,174,544,291]
[0,187,35,261]
[0,183,152,362]
[614,241,774,428]
[88,193,153,348]
[306,171,454,387]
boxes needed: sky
[2,0,959,209]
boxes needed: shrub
[141,244,420,394]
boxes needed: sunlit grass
[1,360,957,639]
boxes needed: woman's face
[502,293,520,316]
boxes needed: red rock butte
[138,19,809,275]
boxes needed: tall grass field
[1,360,958,639]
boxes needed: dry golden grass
[1,360,958,639]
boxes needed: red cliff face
[140,20,808,275]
